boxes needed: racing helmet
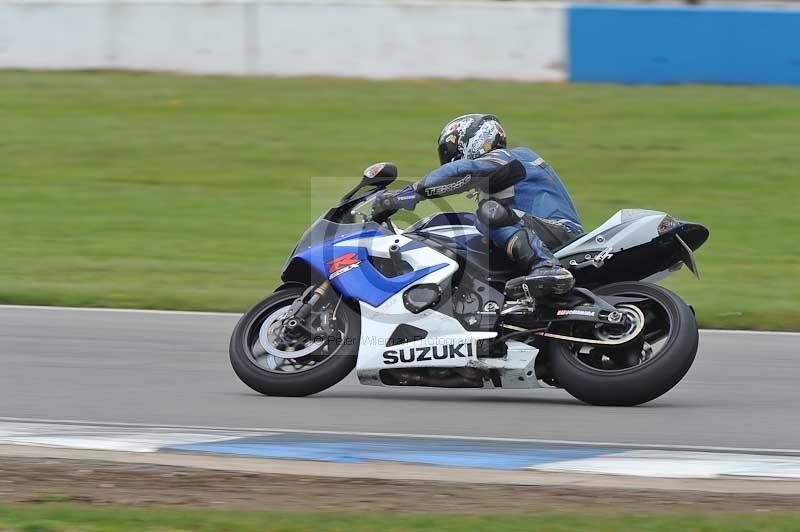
[437,114,507,165]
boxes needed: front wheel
[229,286,360,397]
[550,282,698,406]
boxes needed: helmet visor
[438,140,459,165]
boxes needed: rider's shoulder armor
[477,149,514,166]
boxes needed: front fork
[284,281,332,335]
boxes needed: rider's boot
[503,230,574,300]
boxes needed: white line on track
[699,328,800,337]
[1,304,799,336]
[2,416,800,456]
[0,304,236,318]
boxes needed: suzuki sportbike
[230,163,709,405]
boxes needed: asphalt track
[1,305,799,451]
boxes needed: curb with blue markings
[2,420,800,480]
[169,434,618,470]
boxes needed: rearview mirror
[361,162,398,188]
[340,162,400,203]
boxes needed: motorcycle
[230,163,709,406]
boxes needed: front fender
[274,280,309,293]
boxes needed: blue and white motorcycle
[230,163,709,406]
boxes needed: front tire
[550,282,698,406]
[229,286,360,397]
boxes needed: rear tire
[229,287,360,397]
[550,282,698,406]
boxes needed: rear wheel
[550,282,698,406]
[229,286,360,397]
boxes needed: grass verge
[1,71,798,329]
[1,505,800,532]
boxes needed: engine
[451,278,503,331]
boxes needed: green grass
[1,71,798,329]
[1,505,799,532]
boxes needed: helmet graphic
[437,114,507,165]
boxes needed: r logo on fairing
[382,343,475,364]
[327,252,361,279]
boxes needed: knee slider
[476,199,519,229]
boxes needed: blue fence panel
[569,5,800,86]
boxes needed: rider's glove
[372,185,420,222]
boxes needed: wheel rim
[244,294,348,374]
[565,292,673,373]
[258,307,326,359]
[594,305,643,342]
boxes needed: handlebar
[348,186,396,226]
[370,208,397,226]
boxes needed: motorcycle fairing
[554,209,708,285]
[291,230,449,308]
[554,209,668,258]
[346,235,542,389]
[355,284,543,389]
[328,232,530,387]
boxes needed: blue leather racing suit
[413,147,582,254]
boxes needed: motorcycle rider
[372,114,583,299]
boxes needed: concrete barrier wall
[568,5,800,86]
[0,0,567,81]
[3,1,800,85]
